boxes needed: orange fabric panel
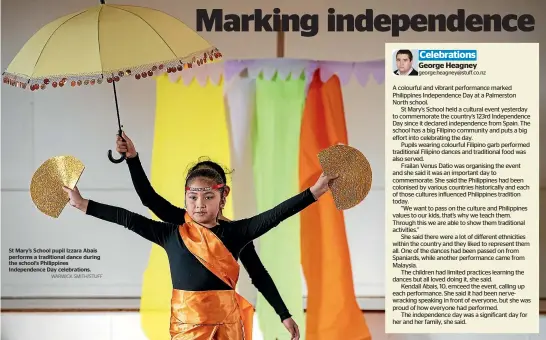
[299,70,372,340]
[177,213,254,340]
[170,289,244,339]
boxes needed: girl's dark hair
[185,168,225,190]
[184,157,233,189]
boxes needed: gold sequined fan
[30,156,85,218]
[318,144,372,210]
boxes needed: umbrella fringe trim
[2,47,222,91]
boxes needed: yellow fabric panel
[139,74,232,339]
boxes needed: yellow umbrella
[2,1,222,163]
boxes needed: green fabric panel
[252,72,307,340]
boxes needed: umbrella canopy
[3,2,222,163]
[2,3,222,90]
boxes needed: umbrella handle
[107,129,126,164]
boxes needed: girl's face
[185,177,223,227]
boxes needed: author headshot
[394,49,418,76]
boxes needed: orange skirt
[169,289,244,340]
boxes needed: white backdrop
[1,66,387,304]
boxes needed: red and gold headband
[185,183,225,192]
